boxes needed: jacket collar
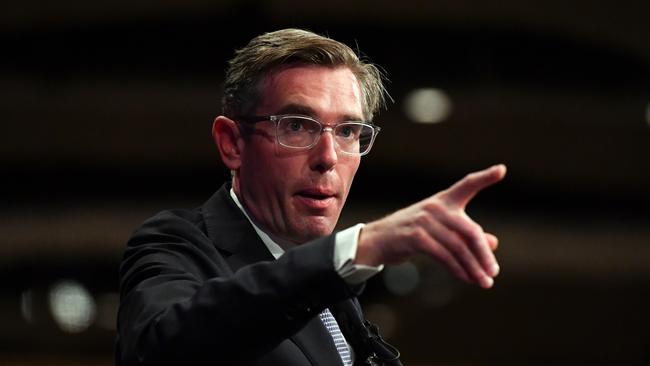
[202,183,275,271]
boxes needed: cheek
[240,147,282,194]
[262,156,304,194]
[340,158,361,190]
[348,157,361,176]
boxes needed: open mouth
[295,189,336,209]
[298,192,332,200]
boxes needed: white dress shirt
[229,188,383,284]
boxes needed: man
[117,28,506,366]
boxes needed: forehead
[256,65,364,120]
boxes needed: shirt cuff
[334,223,384,285]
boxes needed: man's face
[235,65,363,244]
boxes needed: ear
[212,116,244,170]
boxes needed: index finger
[440,164,507,209]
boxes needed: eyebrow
[275,103,364,122]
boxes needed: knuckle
[411,226,429,244]
[408,227,436,254]
[412,211,430,226]
[422,199,445,214]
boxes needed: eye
[337,124,360,139]
[288,120,303,132]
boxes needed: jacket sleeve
[116,210,356,366]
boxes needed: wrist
[355,223,384,267]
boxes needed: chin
[294,221,337,243]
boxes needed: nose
[309,127,338,173]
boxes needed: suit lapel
[333,299,403,366]
[331,298,372,364]
[202,184,275,271]
[202,184,345,365]
[330,298,364,341]
[290,315,344,366]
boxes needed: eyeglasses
[235,114,381,156]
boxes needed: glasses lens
[276,117,377,155]
[277,117,320,148]
[334,123,376,154]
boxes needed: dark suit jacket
[116,183,401,366]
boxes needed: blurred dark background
[2,1,650,365]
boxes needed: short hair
[222,28,389,122]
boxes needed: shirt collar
[229,187,290,259]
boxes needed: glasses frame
[235,114,381,156]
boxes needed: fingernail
[496,164,507,174]
[482,276,494,288]
[491,264,500,277]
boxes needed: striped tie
[319,308,352,366]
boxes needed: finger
[441,164,507,209]
[420,235,473,284]
[447,242,493,289]
[422,216,493,287]
[486,233,499,251]
[439,211,500,279]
